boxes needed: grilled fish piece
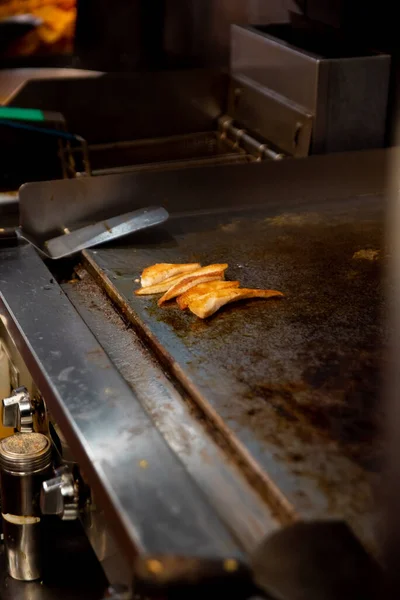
[135,272,197,295]
[158,273,223,306]
[157,264,228,306]
[177,281,240,310]
[140,263,201,288]
[187,288,284,319]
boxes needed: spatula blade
[44,206,168,259]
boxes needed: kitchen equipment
[0,5,394,596]
[77,152,383,553]
[230,24,391,153]
[42,207,169,259]
[0,150,385,599]
[0,431,52,581]
[1,206,169,259]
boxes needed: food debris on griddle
[352,249,380,261]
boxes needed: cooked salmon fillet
[140,263,201,288]
[177,281,240,309]
[135,271,197,295]
[157,264,228,306]
[187,288,284,319]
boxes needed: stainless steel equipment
[0,3,394,597]
[3,387,34,433]
[0,149,387,598]
[5,69,285,182]
[230,24,391,153]
[5,23,389,191]
[3,206,169,259]
[0,69,102,107]
[0,432,52,581]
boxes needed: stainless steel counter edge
[0,244,244,566]
[63,274,279,553]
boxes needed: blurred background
[0,0,76,60]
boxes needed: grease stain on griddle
[352,248,380,261]
[265,212,322,226]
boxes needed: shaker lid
[0,433,51,473]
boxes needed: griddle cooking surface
[86,193,384,546]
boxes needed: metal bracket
[228,74,313,158]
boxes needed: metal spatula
[14,206,169,259]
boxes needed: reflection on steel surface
[0,68,101,106]
[65,273,279,552]
[0,245,243,568]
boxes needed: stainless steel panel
[0,245,244,571]
[64,273,279,553]
[0,68,101,106]
[10,71,229,146]
[18,149,387,243]
[228,74,313,156]
[231,25,391,153]
[231,25,320,112]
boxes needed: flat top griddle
[84,188,384,552]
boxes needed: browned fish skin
[158,273,224,306]
[187,288,284,319]
[140,263,201,287]
[135,271,198,295]
[177,281,240,310]
[157,264,228,305]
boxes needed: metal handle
[40,465,79,521]
[2,386,33,432]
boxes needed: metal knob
[2,386,33,433]
[40,466,79,521]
